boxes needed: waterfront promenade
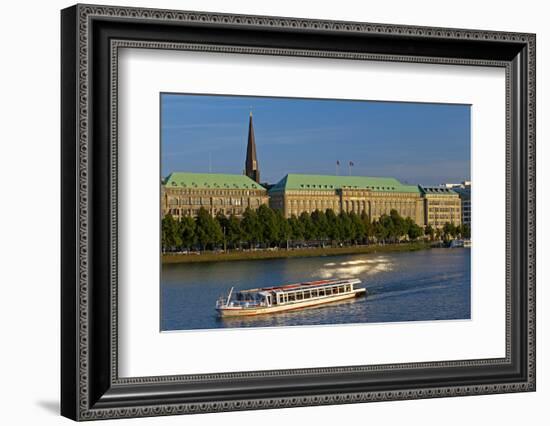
[162,241,432,264]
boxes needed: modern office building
[452,189,471,228]
[442,181,471,227]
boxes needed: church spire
[245,111,260,183]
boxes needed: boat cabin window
[235,292,263,303]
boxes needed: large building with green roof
[161,113,269,219]
[161,112,461,227]
[162,172,268,219]
[268,173,428,226]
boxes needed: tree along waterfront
[161,205,470,253]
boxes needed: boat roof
[238,278,361,294]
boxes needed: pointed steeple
[245,111,260,183]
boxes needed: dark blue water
[161,248,470,331]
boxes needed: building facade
[269,174,426,226]
[443,182,471,228]
[161,115,466,229]
[452,188,471,227]
[420,186,462,228]
[162,172,268,219]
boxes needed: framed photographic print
[61,4,536,421]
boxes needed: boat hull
[217,288,366,317]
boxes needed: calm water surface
[161,248,470,331]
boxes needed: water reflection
[317,257,393,279]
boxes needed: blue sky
[161,93,470,186]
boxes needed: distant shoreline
[162,241,433,264]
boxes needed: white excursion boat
[215,278,366,318]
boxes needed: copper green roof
[269,174,420,194]
[419,186,460,195]
[164,172,265,191]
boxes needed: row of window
[167,208,246,217]
[287,199,418,207]
[428,215,461,220]
[430,221,460,226]
[427,201,461,206]
[165,188,264,196]
[285,190,421,200]
[289,200,339,208]
[287,205,417,218]
[297,184,399,191]
[168,197,263,207]
[430,208,459,213]
[277,284,352,304]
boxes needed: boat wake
[365,283,448,301]
[317,257,393,279]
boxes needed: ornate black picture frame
[61,4,536,421]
